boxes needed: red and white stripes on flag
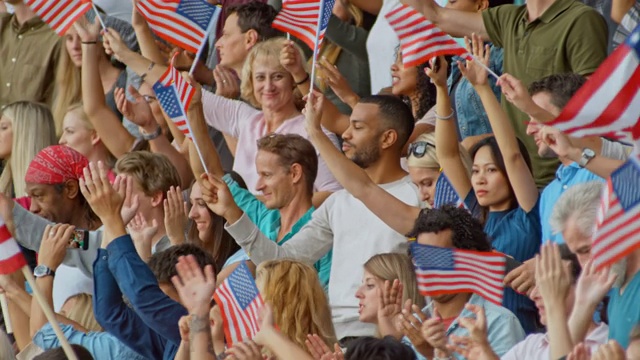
[0,218,26,275]
[25,0,91,36]
[153,58,195,139]
[136,0,219,54]
[410,243,505,305]
[386,4,471,68]
[272,0,335,52]
[213,262,264,347]
[548,25,640,142]
[591,154,640,271]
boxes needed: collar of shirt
[519,0,574,26]
[444,293,486,335]
[11,14,46,34]
[554,162,581,182]
[269,206,315,244]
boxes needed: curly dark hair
[407,205,491,252]
[345,336,417,360]
[148,243,218,284]
[411,61,437,120]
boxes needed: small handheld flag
[433,173,466,209]
[25,0,92,36]
[213,262,265,347]
[410,242,505,305]
[0,218,26,275]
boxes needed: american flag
[433,173,466,209]
[136,0,219,54]
[153,61,195,139]
[272,0,336,53]
[213,261,264,347]
[410,243,505,305]
[0,217,26,275]
[386,4,472,68]
[591,155,640,271]
[548,24,640,142]
[25,0,91,36]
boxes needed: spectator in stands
[0,102,57,198]
[403,205,525,359]
[0,0,61,108]
[58,104,116,167]
[404,0,608,186]
[549,181,603,266]
[203,94,421,343]
[499,72,630,244]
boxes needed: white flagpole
[91,3,107,31]
[470,55,500,81]
[190,6,221,75]
[0,294,11,334]
[308,0,330,98]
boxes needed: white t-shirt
[53,264,94,312]
[366,0,401,95]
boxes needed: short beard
[350,143,381,169]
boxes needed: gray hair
[549,181,603,236]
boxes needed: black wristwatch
[33,265,56,278]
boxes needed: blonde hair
[364,253,426,309]
[115,151,180,197]
[0,102,57,197]
[52,47,82,136]
[256,260,336,353]
[60,293,103,332]
[406,132,473,176]
[240,37,306,109]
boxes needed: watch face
[584,148,596,157]
[34,265,49,277]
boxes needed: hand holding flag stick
[90,3,107,31]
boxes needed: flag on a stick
[386,4,471,68]
[0,217,26,275]
[213,261,264,347]
[272,0,336,53]
[25,0,91,36]
[136,0,219,54]
[547,24,640,142]
[433,173,466,209]
[410,242,505,305]
[592,154,640,270]
[153,59,195,139]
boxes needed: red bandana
[25,145,89,185]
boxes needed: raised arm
[460,36,538,212]
[130,1,165,65]
[305,92,420,235]
[78,21,135,157]
[428,57,473,199]
[400,0,487,40]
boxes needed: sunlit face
[529,278,575,326]
[390,52,418,97]
[562,214,592,267]
[65,27,83,67]
[215,13,249,69]
[416,230,457,303]
[59,110,96,158]
[255,150,295,209]
[527,92,561,158]
[354,269,383,323]
[342,103,383,169]
[0,116,13,159]
[189,182,213,242]
[251,59,295,111]
[409,167,440,207]
[471,146,512,210]
[26,182,75,223]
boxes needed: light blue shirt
[402,294,526,360]
[33,323,147,360]
[540,163,603,244]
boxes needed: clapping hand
[535,242,571,309]
[80,162,125,223]
[305,334,343,360]
[303,90,324,134]
[214,66,241,99]
[164,186,188,245]
[458,33,490,87]
[171,255,216,314]
[115,86,157,132]
[448,304,496,360]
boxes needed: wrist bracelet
[434,108,455,120]
[140,61,156,82]
[295,73,310,85]
[81,41,97,44]
[140,126,162,140]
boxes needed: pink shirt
[501,323,609,360]
[202,90,343,193]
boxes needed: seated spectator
[0,0,61,108]
[203,94,421,342]
[0,101,57,197]
[405,132,472,207]
[58,104,116,167]
[402,205,525,359]
[355,253,425,339]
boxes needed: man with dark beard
[202,95,422,345]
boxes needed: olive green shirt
[0,13,61,108]
[482,0,608,187]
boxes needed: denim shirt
[224,174,333,289]
[448,45,504,140]
[93,237,186,360]
[33,323,147,360]
[402,294,526,360]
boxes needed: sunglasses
[407,141,436,158]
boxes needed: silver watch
[577,148,596,168]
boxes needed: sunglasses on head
[407,141,436,158]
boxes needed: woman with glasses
[406,132,472,208]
